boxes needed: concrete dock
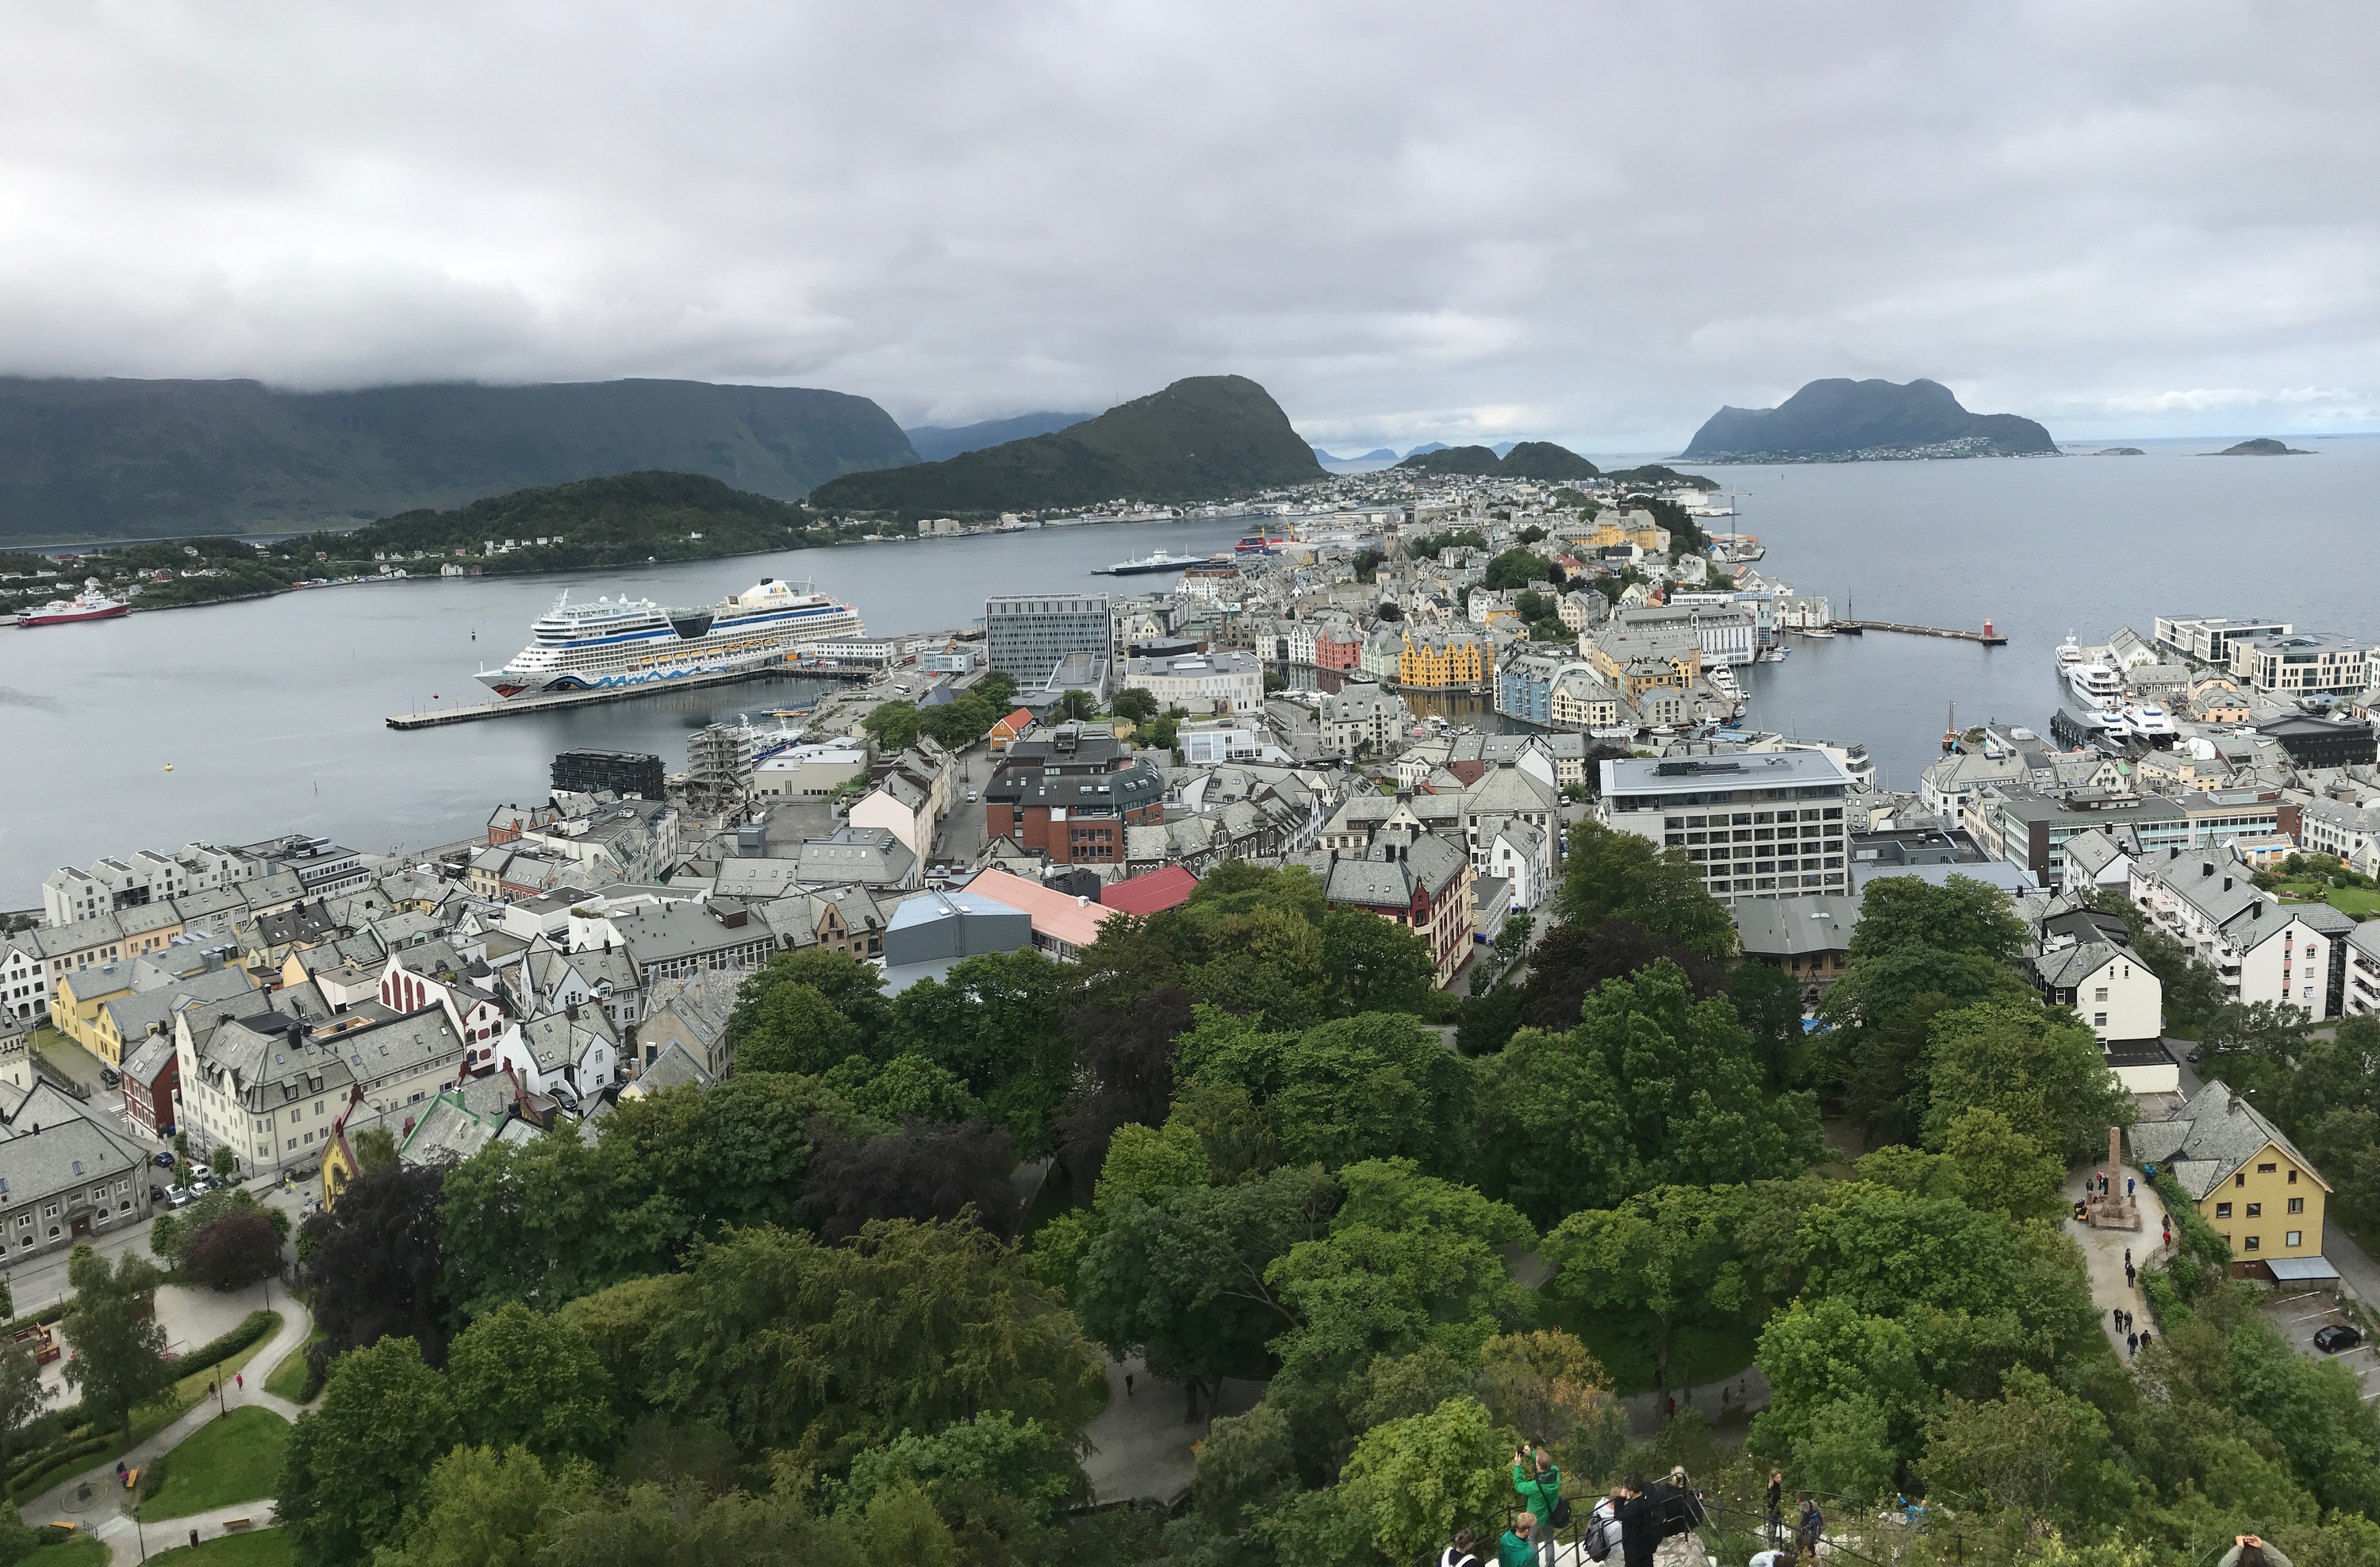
[386,661,870,729]
[1829,619,2007,646]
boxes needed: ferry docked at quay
[477,577,865,698]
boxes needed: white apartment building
[2225,630,2374,695]
[2128,845,2354,1019]
[1123,651,1265,715]
[44,843,262,926]
[2035,940,2163,1044]
[1598,751,1854,904]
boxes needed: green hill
[1394,441,1600,479]
[0,376,916,542]
[290,470,816,575]
[808,375,1321,513]
[1683,378,2054,461]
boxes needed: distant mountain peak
[811,374,1320,513]
[907,411,1094,463]
[1393,440,1599,481]
[1681,377,2055,462]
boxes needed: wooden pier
[1828,619,2006,646]
[386,660,873,730]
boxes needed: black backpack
[1549,1494,1573,1529]
[1647,1481,1707,1541]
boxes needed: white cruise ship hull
[477,578,864,698]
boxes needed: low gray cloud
[2,1,2374,450]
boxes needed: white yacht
[2121,703,2179,747]
[2064,661,2124,710]
[2055,632,2086,674]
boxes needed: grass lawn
[140,1531,294,1567]
[20,1535,106,1567]
[262,1331,321,1404]
[140,1407,290,1520]
[2272,878,2380,920]
[25,1316,291,1496]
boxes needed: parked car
[98,1067,121,1088]
[148,1184,167,1203]
[2314,1324,2364,1354]
[152,1150,175,1168]
[163,1189,197,1210]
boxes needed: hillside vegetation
[810,375,1322,514]
[1395,440,1601,480]
[0,376,916,542]
[1683,377,2055,460]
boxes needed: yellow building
[49,966,136,1060]
[1399,632,1489,689]
[2132,1081,2329,1274]
[1578,509,1672,555]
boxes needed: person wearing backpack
[1795,1493,1824,1562]
[1583,1490,1625,1564]
[1614,1473,1664,1567]
[1441,1529,1484,1567]
[1512,1444,1564,1565]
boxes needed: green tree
[1481,548,1553,591]
[279,1335,460,1567]
[889,947,1073,1150]
[593,1219,1105,1473]
[734,981,862,1075]
[1792,1394,1898,1504]
[209,1143,237,1178]
[835,1411,1087,1527]
[382,1443,599,1567]
[1111,687,1159,723]
[1182,1009,1476,1174]
[0,1341,50,1480]
[1818,933,2036,1148]
[1265,1159,1534,1386]
[1848,876,2029,967]
[1729,958,1808,1088]
[446,1302,622,1465]
[59,1246,175,1446]
[862,700,923,753]
[1925,1001,2135,1160]
[1071,1163,1338,1418]
[1055,689,1098,721]
[1555,820,1737,961]
[1544,1183,1755,1392]
[1476,962,1821,1225]
[1940,1105,2069,1223]
[1338,1396,1518,1563]
[354,1126,400,1173]
[1319,909,1438,1016]
[1921,1367,2125,1522]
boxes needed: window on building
[2247,1202,2262,1217]
[2287,1169,2299,1184]
[2258,1162,2277,1173]
[2236,1173,2247,1187]
[2216,1202,2232,1218]
[2244,1235,2261,1251]
[2093,1012,2107,1028]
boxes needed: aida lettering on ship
[476,577,865,697]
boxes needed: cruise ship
[477,578,864,698]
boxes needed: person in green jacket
[1500,1514,1538,1567]
[1512,1445,1562,1564]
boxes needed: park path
[2060,1166,2168,1362]
[29,1292,314,1566]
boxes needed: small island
[2211,437,2313,455]
[2094,447,2145,456]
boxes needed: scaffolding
[686,724,754,811]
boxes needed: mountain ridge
[1394,440,1600,480]
[906,411,1095,463]
[810,375,1321,513]
[1682,378,2055,461]
[0,375,917,541]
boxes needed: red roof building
[1100,865,1198,916]
[988,708,1038,751]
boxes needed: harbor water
[2,434,2374,897]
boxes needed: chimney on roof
[2228,1093,2244,1114]
[2223,877,2232,892]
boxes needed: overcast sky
[3,2,2375,450]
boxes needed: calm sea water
[2,437,2373,900]
[1690,435,2380,793]
[0,517,1260,900]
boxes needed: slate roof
[2129,1079,2331,1199]
[1731,894,1860,958]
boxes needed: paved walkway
[1081,1356,1264,1507]
[2060,1166,2167,1362]
[32,1292,313,1565]
[1623,1365,1770,1439]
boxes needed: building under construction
[685,724,754,809]
[551,749,665,800]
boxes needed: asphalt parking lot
[2264,1289,2380,1399]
